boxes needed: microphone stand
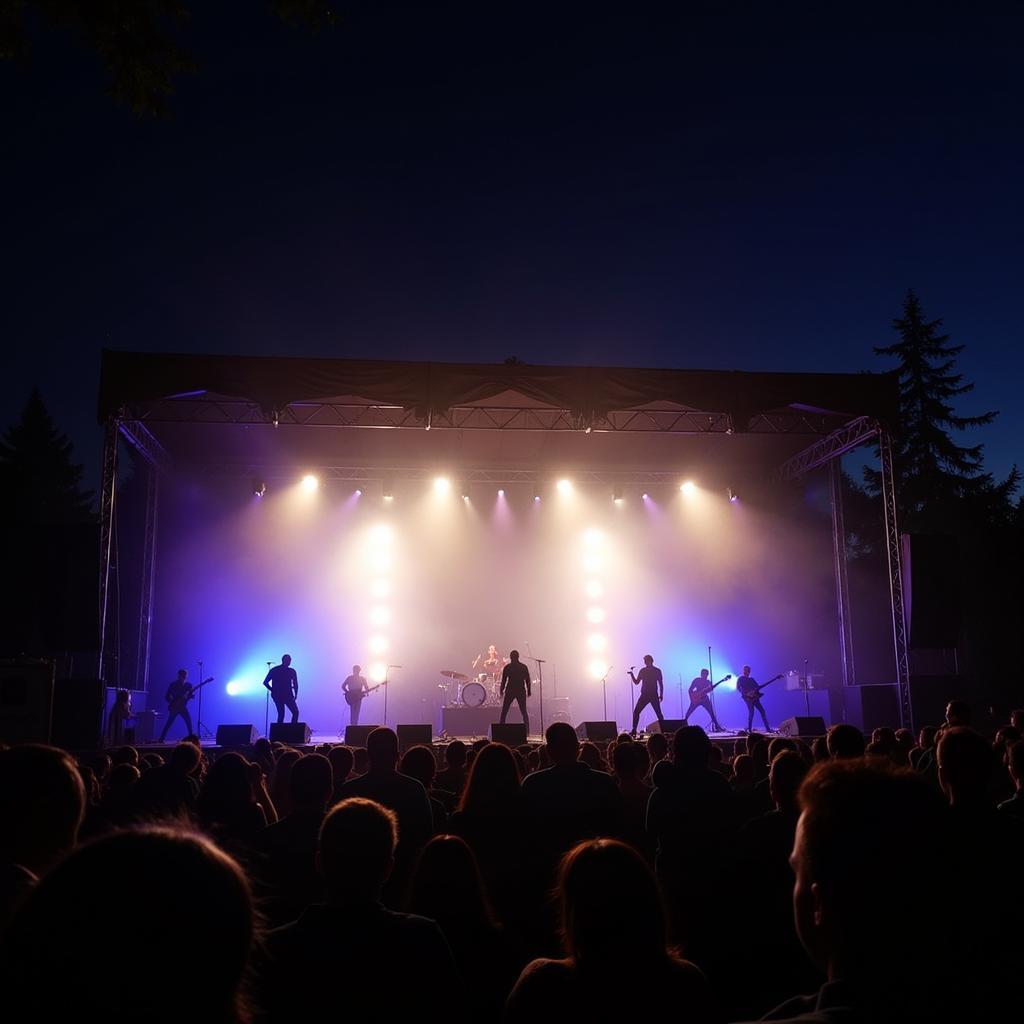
[264,661,272,738]
[801,658,811,717]
[524,644,545,738]
[384,665,401,727]
[600,666,614,721]
[707,645,720,733]
[196,660,212,741]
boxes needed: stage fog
[142,470,857,737]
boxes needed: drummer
[472,644,506,679]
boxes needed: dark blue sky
[3,2,1021,485]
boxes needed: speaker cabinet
[397,724,433,752]
[645,719,686,736]
[344,725,381,746]
[576,721,618,742]
[52,678,104,750]
[216,724,258,746]
[490,723,527,746]
[777,716,827,738]
[0,659,55,744]
[269,722,312,745]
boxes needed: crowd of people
[2,701,1022,1022]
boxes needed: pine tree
[0,389,94,525]
[864,290,1019,532]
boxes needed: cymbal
[440,669,469,681]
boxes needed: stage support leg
[135,463,159,694]
[98,417,119,685]
[829,459,857,694]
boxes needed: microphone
[388,664,403,668]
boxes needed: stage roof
[98,350,899,480]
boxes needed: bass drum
[461,681,487,707]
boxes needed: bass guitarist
[683,668,727,731]
[342,665,370,726]
[159,668,197,742]
[737,664,772,733]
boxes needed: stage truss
[98,372,911,730]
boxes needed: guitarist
[737,664,771,733]
[159,668,195,742]
[684,668,725,731]
[342,665,370,726]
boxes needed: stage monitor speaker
[344,724,381,746]
[902,534,961,648]
[0,659,55,744]
[397,724,433,752]
[646,719,686,736]
[490,723,527,746]
[51,678,104,750]
[269,722,312,745]
[576,721,618,742]
[777,716,827,738]
[216,724,258,746]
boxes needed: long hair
[458,742,521,813]
[557,839,673,964]
[410,834,497,928]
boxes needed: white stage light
[589,658,609,679]
[587,633,607,652]
[301,474,319,492]
[582,528,603,548]
[556,478,573,495]
[680,480,696,494]
[369,662,387,683]
[368,635,388,654]
[434,477,451,494]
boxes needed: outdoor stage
[95,351,910,745]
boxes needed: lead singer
[628,654,666,736]
[499,649,531,735]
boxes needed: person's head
[0,744,86,872]
[288,753,333,811]
[327,745,354,788]
[767,737,797,761]
[460,742,521,812]
[1010,709,1024,733]
[558,840,672,964]
[871,727,896,752]
[488,645,497,656]
[993,726,1021,757]
[826,724,865,760]
[400,745,437,789]
[353,747,369,774]
[444,740,467,769]
[169,740,202,777]
[110,745,139,768]
[578,741,605,771]
[646,732,668,764]
[673,726,711,771]
[700,668,709,679]
[612,740,640,780]
[810,736,830,762]
[732,753,754,784]
[937,727,994,807]
[318,798,396,898]
[107,762,140,794]
[8,827,253,1021]
[366,727,399,771]
[115,689,130,708]
[410,834,495,928]
[743,664,751,676]
[509,649,520,662]
[793,760,950,985]
[643,654,654,666]
[769,750,809,811]
[281,654,292,667]
[545,722,580,765]
[918,725,938,751]
[198,752,255,822]
[352,664,360,675]
[177,668,188,681]
[945,700,971,728]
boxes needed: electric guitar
[739,674,784,703]
[167,677,214,715]
[691,673,732,700]
[344,682,386,707]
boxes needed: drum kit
[439,669,502,707]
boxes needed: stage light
[369,606,391,626]
[556,478,573,495]
[382,477,394,500]
[642,492,649,500]
[252,479,266,498]
[368,635,388,654]
[355,489,362,496]
[534,494,541,502]
[369,524,393,546]
[370,578,391,599]
[497,488,505,496]
[459,481,470,499]
[226,681,244,696]
[582,528,603,548]
[680,480,696,495]
[434,477,451,494]
[587,633,607,652]
[586,607,606,624]
[613,485,623,503]
[728,488,739,503]
[369,662,387,683]
[588,658,609,679]
[301,474,319,492]
[585,580,604,599]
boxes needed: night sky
[3,3,1021,487]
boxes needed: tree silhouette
[864,290,1018,532]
